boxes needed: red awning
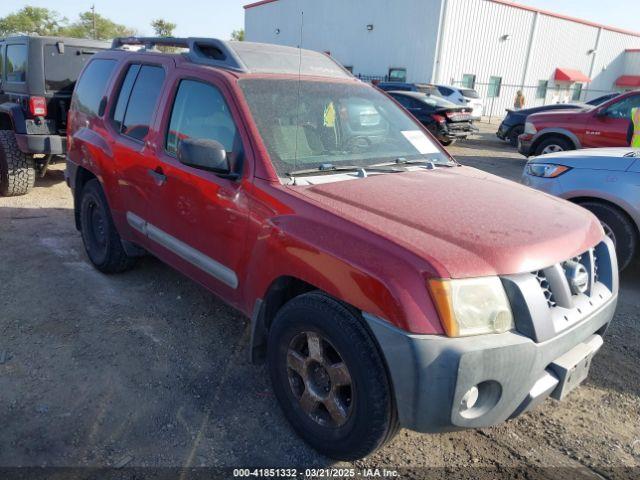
[615,75,640,88]
[554,68,591,83]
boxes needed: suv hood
[531,147,639,171]
[295,167,603,278]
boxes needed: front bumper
[365,298,615,432]
[15,133,66,155]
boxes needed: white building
[245,0,640,116]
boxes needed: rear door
[141,75,250,304]
[106,58,170,247]
[584,94,640,147]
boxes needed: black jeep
[0,35,109,196]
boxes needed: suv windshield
[239,79,451,178]
[44,45,100,93]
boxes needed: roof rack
[111,36,249,73]
[111,36,354,79]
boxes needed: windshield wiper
[623,151,640,157]
[372,157,457,168]
[286,163,403,177]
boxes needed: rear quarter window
[6,44,27,83]
[71,59,117,117]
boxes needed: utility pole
[91,4,97,39]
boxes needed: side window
[438,86,454,96]
[6,44,27,83]
[71,59,117,116]
[114,65,165,141]
[603,95,640,119]
[166,79,239,159]
[112,64,141,130]
[0,45,4,80]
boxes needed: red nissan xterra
[66,37,619,460]
[519,89,640,156]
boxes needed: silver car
[523,148,640,270]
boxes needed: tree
[0,6,65,36]
[59,10,135,40]
[230,29,244,41]
[151,19,176,37]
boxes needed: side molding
[126,211,238,289]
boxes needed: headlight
[524,121,537,135]
[526,163,571,178]
[428,277,514,337]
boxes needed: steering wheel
[343,135,372,153]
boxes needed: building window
[572,83,583,101]
[388,68,406,83]
[536,80,548,99]
[487,76,502,98]
[462,74,476,89]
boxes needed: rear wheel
[0,130,36,196]
[80,179,137,273]
[534,136,573,156]
[508,125,524,147]
[579,201,637,271]
[267,292,398,460]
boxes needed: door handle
[148,167,167,186]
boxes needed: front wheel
[80,179,137,273]
[267,292,398,460]
[579,201,638,271]
[534,136,573,156]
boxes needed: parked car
[66,37,618,460]
[0,35,108,196]
[498,104,587,147]
[523,148,639,270]
[376,82,440,95]
[434,84,484,120]
[388,90,475,145]
[518,89,640,157]
[499,95,621,147]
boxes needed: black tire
[0,130,36,196]
[79,179,136,273]
[267,292,398,460]
[508,125,524,147]
[440,138,455,146]
[534,135,573,156]
[579,201,638,271]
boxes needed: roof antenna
[291,10,304,184]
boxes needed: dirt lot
[0,123,639,479]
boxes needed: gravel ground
[0,123,638,479]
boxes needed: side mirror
[177,138,231,175]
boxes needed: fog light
[461,386,479,410]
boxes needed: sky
[1,0,639,39]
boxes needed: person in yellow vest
[630,107,640,148]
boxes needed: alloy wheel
[541,144,564,154]
[286,331,353,428]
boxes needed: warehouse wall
[245,0,444,83]
[438,0,640,114]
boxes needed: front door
[142,77,250,305]
[584,94,640,148]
